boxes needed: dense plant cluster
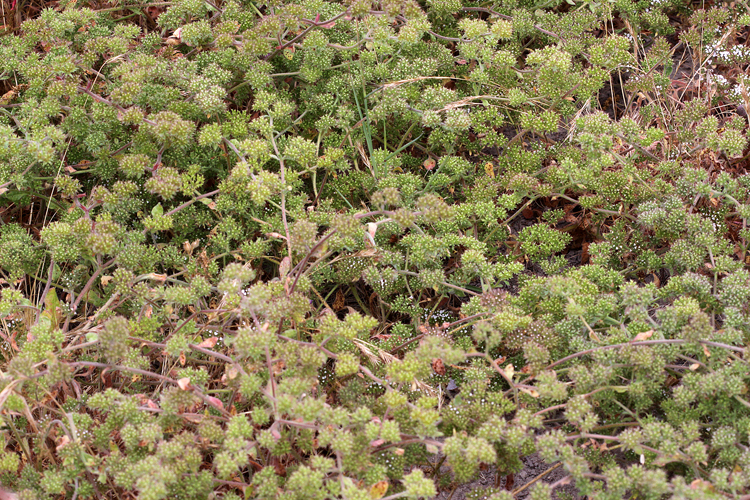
[1,0,750,498]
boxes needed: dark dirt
[432,452,581,500]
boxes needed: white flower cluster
[705,39,750,67]
[706,71,729,88]
[423,308,453,325]
[727,76,749,105]
[644,0,670,13]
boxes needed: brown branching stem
[70,361,231,418]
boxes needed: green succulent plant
[0,0,750,498]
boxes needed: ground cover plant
[0,0,750,498]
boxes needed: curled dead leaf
[165,27,182,45]
[197,337,219,348]
[689,478,715,492]
[519,387,539,398]
[484,162,495,178]
[431,358,446,376]
[205,396,224,410]
[226,365,239,380]
[369,481,388,500]
[56,435,71,451]
[633,330,653,342]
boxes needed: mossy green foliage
[0,0,750,498]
